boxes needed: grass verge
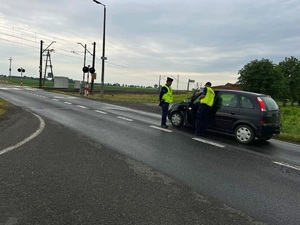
[275,106,300,144]
[0,99,9,116]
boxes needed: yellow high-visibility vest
[200,87,215,106]
[162,85,173,103]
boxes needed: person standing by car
[195,82,215,136]
[159,77,173,128]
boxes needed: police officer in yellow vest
[159,77,173,128]
[195,82,215,136]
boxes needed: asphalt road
[1,84,300,224]
[0,100,262,225]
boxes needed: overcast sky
[1,0,300,89]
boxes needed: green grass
[88,92,191,103]
[277,106,300,143]
[0,99,9,116]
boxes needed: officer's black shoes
[161,125,169,129]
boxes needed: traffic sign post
[187,79,195,92]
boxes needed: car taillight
[259,120,266,125]
[257,97,266,112]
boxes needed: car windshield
[261,96,279,111]
[183,96,192,103]
[183,89,201,103]
[192,92,201,103]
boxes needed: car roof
[213,89,269,97]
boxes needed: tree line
[238,56,300,106]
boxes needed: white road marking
[66,96,77,99]
[0,112,45,156]
[77,105,87,109]
[52,98,59,101]
[192,137,225,148]
[150,125,173,132]
[117,116,133,122]
[95,110,107,114]
[273,161,300,171]
[64,102,72,105]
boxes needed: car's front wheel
[234,124,254,144]
[170,111,184,127]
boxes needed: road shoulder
[0,103,41,150]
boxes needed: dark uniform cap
[167,77,173,82]
[205,82,212,86]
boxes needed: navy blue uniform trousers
[161,103,169,126]
[195,103,211,135]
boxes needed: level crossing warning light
[18,68,25,73]
[82,66,89,73]
[82,66,95,74]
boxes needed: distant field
[2,76,191,100]
[2,77,161,93]
[3,77,54,87]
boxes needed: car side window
[220,93,238,108]
[240,96,254,109]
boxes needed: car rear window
[260,96,279,111]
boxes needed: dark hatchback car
[168,89,281,144]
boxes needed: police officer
[159,77,173,128]
[195,82,215,136]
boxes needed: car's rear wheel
[170,111,184,127]
[234,125,254,144]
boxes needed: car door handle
[230,112,236,115]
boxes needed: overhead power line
[0,24,174,85]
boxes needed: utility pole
[39,40,43,88]
[82,44,87,94]
[39,40,56,88]
[158,75,161,88]
[9,57,12,76]
[91,42,96,95]
[100,4,107,97]
[93,0,107,97]
[43,49,54,85]
[158,75,167,88]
